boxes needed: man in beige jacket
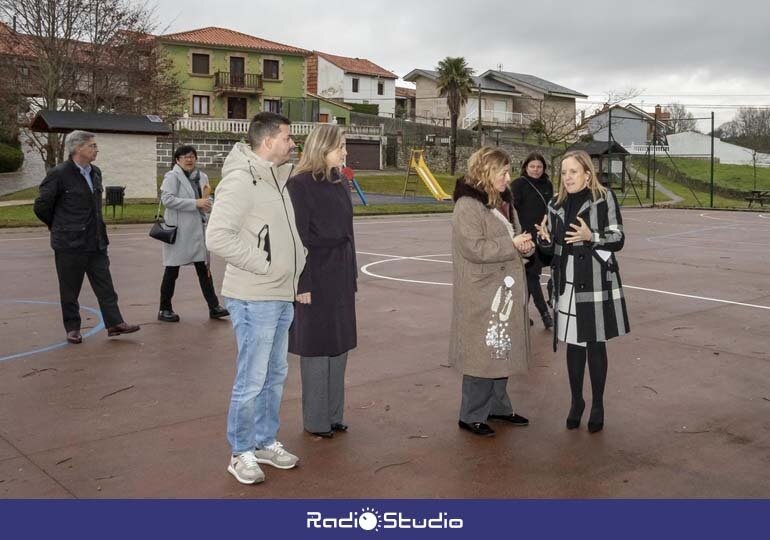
[206,112,307,485]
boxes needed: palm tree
[436,57,474,174]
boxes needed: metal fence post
[710,112,715,208]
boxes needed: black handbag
[149,198,177,244]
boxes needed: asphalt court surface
[0,208,768,498]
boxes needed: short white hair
[64,130,96,157]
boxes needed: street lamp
[493,128,502,146]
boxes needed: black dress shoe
[66,330,82,344]
[458,421,495,437]
[331,422,348,432]
[209,305,229,319]
[566,399,585,430]
[588,404,604,433]
[157,310,180,323]
[306,429,334,438]
[541,312,554,330]
[488,413,529,426]
[107,322,140,336]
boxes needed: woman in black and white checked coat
[535,150,629,434]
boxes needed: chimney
[654,104,661,118]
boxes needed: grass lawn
[0,201,452,228]
[355,173,456,198]
[0,186,37,201]
[631,157,770,193]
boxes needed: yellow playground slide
[410,152,452,201]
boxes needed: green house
[158,26,311,121]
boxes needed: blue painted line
[0,300,105,362]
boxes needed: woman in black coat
[511,152,554,330]
[288,124,357,438]
[536,150,630,434]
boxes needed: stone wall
[157,132,306,176]
[397,139,559,174]
[157,134,244,171]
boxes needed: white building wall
[95,133,158,199]
[343,73,395,118]
[668,132,770,166]
[317,58,345,100]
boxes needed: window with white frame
[352,78,359,93]
[263,99,281,113]
[377,80,384,95]
[192,95,210,115]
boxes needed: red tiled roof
[315,51,397,79]
[395,86,415,98]
[160,26,309,56]
[0,22,37,59]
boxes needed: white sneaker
[227,451,265,484]
[254,441,299,469]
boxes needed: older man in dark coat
[33,130,140,344]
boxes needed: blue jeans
[224,298,294,454]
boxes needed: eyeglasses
[179,155,197,160]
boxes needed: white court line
[360,251,770,311]
[699,212,770,227]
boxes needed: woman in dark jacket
[536,150,630,434]
[288,124,357,438]
[510,152,554,330]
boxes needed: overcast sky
[156,0,770,129]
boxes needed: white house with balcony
[307,51,397,118]
[583,104,669,153]
[403,68,586,131]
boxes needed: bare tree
[664,102,697,133]
[0,0,182,169]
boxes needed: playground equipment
[341,166,367,206]
[402,149,452,201]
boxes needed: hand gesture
[534,215,551,243]
[565,217,592,244]
[196,198,213,212]
[296,292,312,304]
[513,232,533,253]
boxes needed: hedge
[0,143,23,173]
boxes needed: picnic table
[745,190,770,208]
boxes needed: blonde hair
[556,150,607,204]
[294,124,345,182]
[465,146,511,208]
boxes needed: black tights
[159,262,219,311]
[566,342,607,410]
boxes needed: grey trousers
[459,375,513,423]
[300,352,348,433]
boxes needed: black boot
[565,344,586,429]
[587,342,608,433]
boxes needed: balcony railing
[175,118,384,137]
[214,72,263,93]
[462,109,537,129]
[625,143,670,155]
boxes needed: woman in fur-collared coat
[536,150,630,434]
[449,147,535,438]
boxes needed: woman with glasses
[157,145,229,322]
